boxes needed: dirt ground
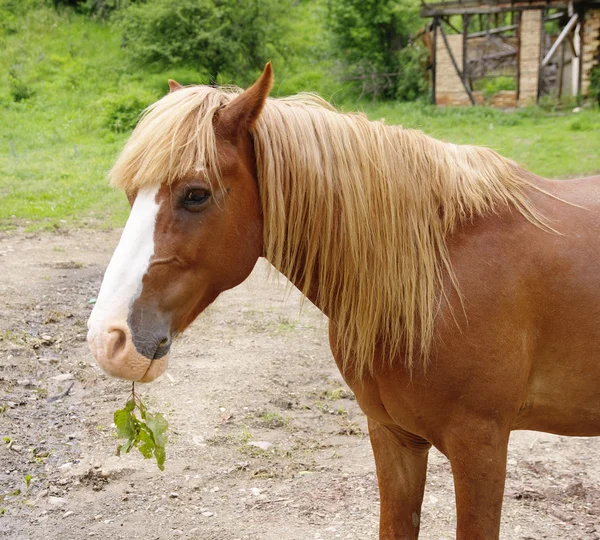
[0,228,598,540]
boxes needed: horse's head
[87,65,274,382]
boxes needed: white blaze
[87,185,161,336]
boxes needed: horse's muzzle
[87,322,169,383]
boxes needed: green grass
[356,102,600,179]
[0,4,598,230]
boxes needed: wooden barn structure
[421,0,600,106]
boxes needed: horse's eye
[182,188,211,210]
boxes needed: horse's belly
[516,249,600,436]
[516,369,600,436]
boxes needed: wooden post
[462,14,470,87]
[558,41,565,99]
[516,11,521,101]
[577,9,584,104]
[537,8,546,102]
[432,18,438,105]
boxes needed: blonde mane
[111,85,545,377]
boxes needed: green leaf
[138,441,154,459]
[120,437,136,454]
[145,412,168,449]
[154,446,166,471]
[114,408,135,439]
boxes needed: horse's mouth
[137,355,169,383]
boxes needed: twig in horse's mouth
[47,381,75,403]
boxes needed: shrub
[590,64,600,104]
[395,42,429,101]
[327,0,424,99]
[473,75,517,99]
[117,0,289,83]
[101,93,152,133]
[8,67,34,102]
[51,0,140,18]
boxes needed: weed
[320,387,353,400]
[276,317,296,332]
[0,330,27,345]
[238,426,253,444]
[8,67,33,102]
[338,422,364,436]
[258,411,289,429]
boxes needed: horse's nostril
[106,327,127,360]
[158,337,169,348]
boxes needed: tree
[118,0,290,84]
[327,0,425,100]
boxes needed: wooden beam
[541,13,579,67]
[467,23,518,38]
[558,41,565,98]
[516,10,522,101]
[577,11,584,103]
[467,50,517,62]
[441,16,462,34]
[432,18,438,105]
[537,7,546,103]
[439,22,477,104]
[544,12,567,21]
[462,14,470,84]
[421,3,571,17]
[572,21,581,95]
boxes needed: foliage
[101,92,153,133]
[118,0,290,84]
[326,0,424,99]
[51,0,139,18]
[473,76,517,99]
[395,43,429,101]
[8,67,33,102]
[590,64,600,105]
[114,384,169,471]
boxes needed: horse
[87,63,600,539]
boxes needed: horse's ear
[168,79,183,93]
[217,62,273,138]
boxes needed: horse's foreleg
[369,418,431,540]
[444,425,510,540]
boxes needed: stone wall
[435,33,471,106]
[582,8,600,96]
[518,10,542,105]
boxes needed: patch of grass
[0,330,27,345]
[276,317,296,333]
[314,400,348,416]
[355,102,600,179]
[0,6,143,230]
[238,426,253,444]
[320,387,353,401]
[258,411,289,429]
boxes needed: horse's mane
[111,85,545,377]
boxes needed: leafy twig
[113,383,168,471]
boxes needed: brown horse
[87,64,600,539]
